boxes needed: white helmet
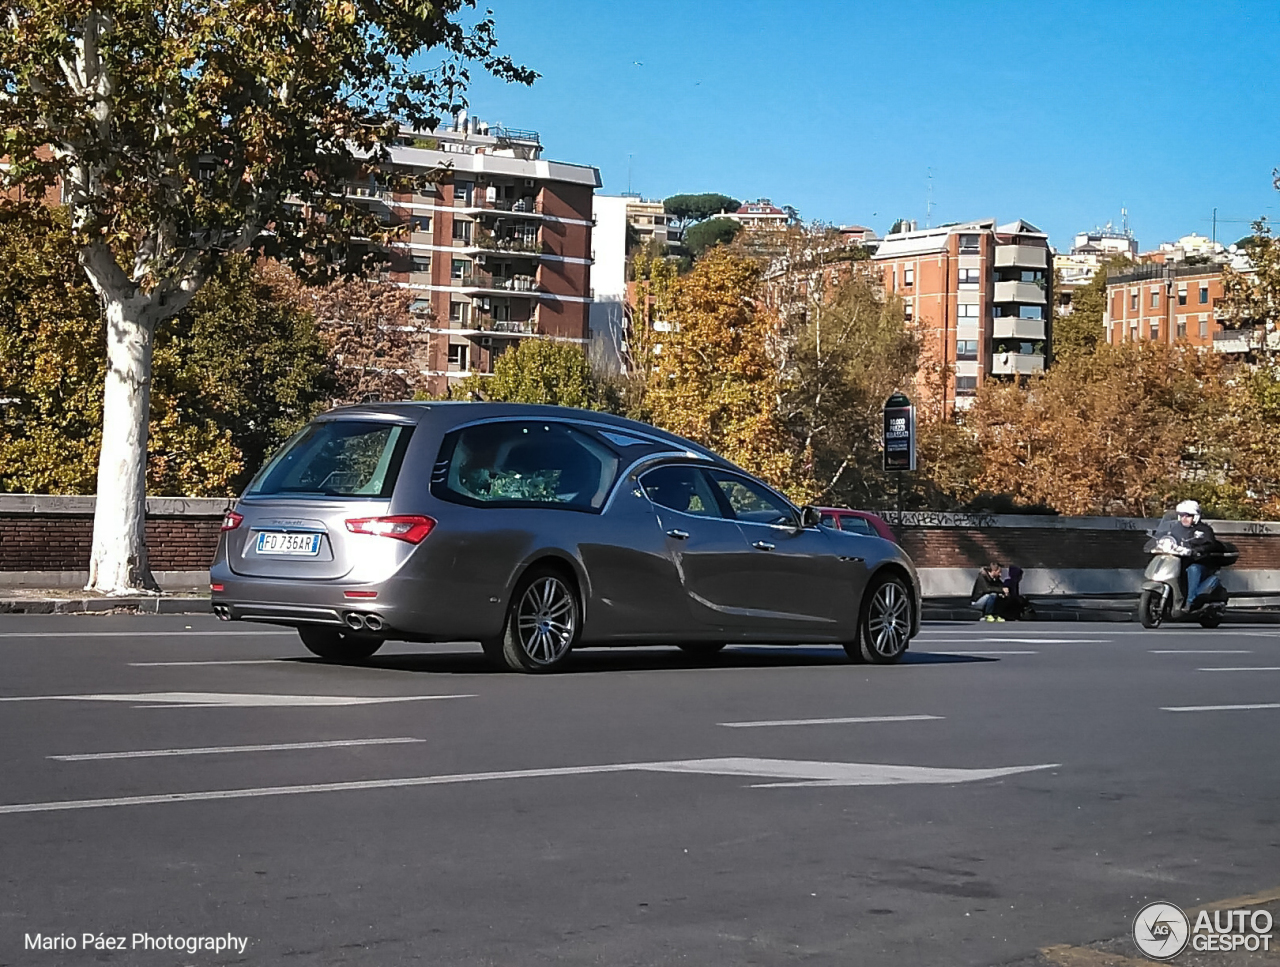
[1175,499,1201,523]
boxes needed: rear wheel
[499,568,581,673]
[677,641,727,658]
[1198,614,1223,629]
[298,625,384,660]
[849,575,912,664]
[1138,590,1164,629]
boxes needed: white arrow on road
[0,758,1059,816]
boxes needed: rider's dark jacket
[1155,516,1218,561]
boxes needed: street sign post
[882,393,916,472]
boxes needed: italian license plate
[255,532,322,556]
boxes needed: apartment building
[364,117,601,396]
[874,219,1053,410]
[1104,263,1227,349]
[725,199,790,230]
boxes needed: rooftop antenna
[1121,207,1129,236]
[926,167,934,228]
[627,154,633,195]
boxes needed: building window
[1150,288,1160,308]
[903,267,914,288]
[447,344,468,371]
[955,375,978,395]
[959,234,980,253]
[956,339,979,361]
[1019,270,1044,284]
[1018,305,1043,320]
[449,301,469,325]
[453,180,473,205]
[1200,318,1209,338]
[412,256,431,274]
[452,220,472,242]
[958,303,980,320]
[411,215,432,233]
[1176,319,1187,339]
[1178,287,1187,306]
[958,268,981,288]
[903,299,913,321]
[1199,285,1209,304]
[451,258,471,280]
[1150,321,1160,340]
[410,297,432,315]
[1130,291,1139,311]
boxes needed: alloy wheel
[515,576,577,666]
[866,580,911,659]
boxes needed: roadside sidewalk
[0,585,211,615]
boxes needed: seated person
[970,562,1006,622]
[995,565,1029,620]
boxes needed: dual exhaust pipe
[345,612,385,633]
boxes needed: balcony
[993,280,1047,305]
[1213,326,1280,354]
[449,270,541,295]
[991,352,1045,376]
[994,245,1048,269]
[455,196,545,218]
[993,317,1047,340]
[465,229,542,257]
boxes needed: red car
[816,507,897,543]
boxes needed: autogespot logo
[1133,901,1190,961]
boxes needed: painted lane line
[0,692,475,708]
[1197,667,1280,672]
[1149,650,1252,655]
[719,714,943,729]
[915,638,1105,645]
[1162,703,1280,712]
[50,737,426,761]
[0,631,293,638]
[130,659,287,667]
[0,758,1060,816]
[928,650,1038,656]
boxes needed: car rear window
[246,421,414,499]
[432,421,620,511]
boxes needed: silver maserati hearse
[210,402,920,672]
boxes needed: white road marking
[719,714,942,729]
[0,757,1060,815]
[1162,703,1280,712]
[0,631,293,638]
[915,638,1105,645]
[1149,650,1252,655]
[928,650,1038,656]
[0,692,475,708]
[129,659,286,666]
[50,737,425,761]
[1197,667,1280,673]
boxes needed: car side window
[432,421,620,510]
[820,513,839,529]
[843,516,875,536]
[707,471,796,526]
[639,465,725,518]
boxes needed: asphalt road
[2,615,1279,967]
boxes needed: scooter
[1138,535,1237,629]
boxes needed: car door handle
[752,541,775,551]
[666,529,690,540]
[840,555,864,563]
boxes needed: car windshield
[246,421,414,498]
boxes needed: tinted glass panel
[708,471,796,525]
[433,421,619,510]
[820,513,839,528]
[842,516,876,536]
[247,421,413,498]
[639,465,723,518]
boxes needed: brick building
[1103,263,1227,349]
[874,219,1053,411]
[368,117,601,396]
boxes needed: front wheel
[849,575,912,664]
[1198,614,1223,629]
[1138,589,1164,629]
[298,625,384,660]
[499,568,581,672]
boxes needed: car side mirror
[800,505,823,528]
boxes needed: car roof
[316,401,733,467]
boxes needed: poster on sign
[882,392,916,472]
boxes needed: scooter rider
[1154,499,1218,608]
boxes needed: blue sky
[458,0,1279,252]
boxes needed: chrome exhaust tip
[364,613,384,632]
[212,605,231,621]
[344,612,366,631]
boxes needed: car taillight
[221,510,243,531]
[344,515,436,544]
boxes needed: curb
[0,596,212,615]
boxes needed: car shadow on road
[284,646,995,675]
